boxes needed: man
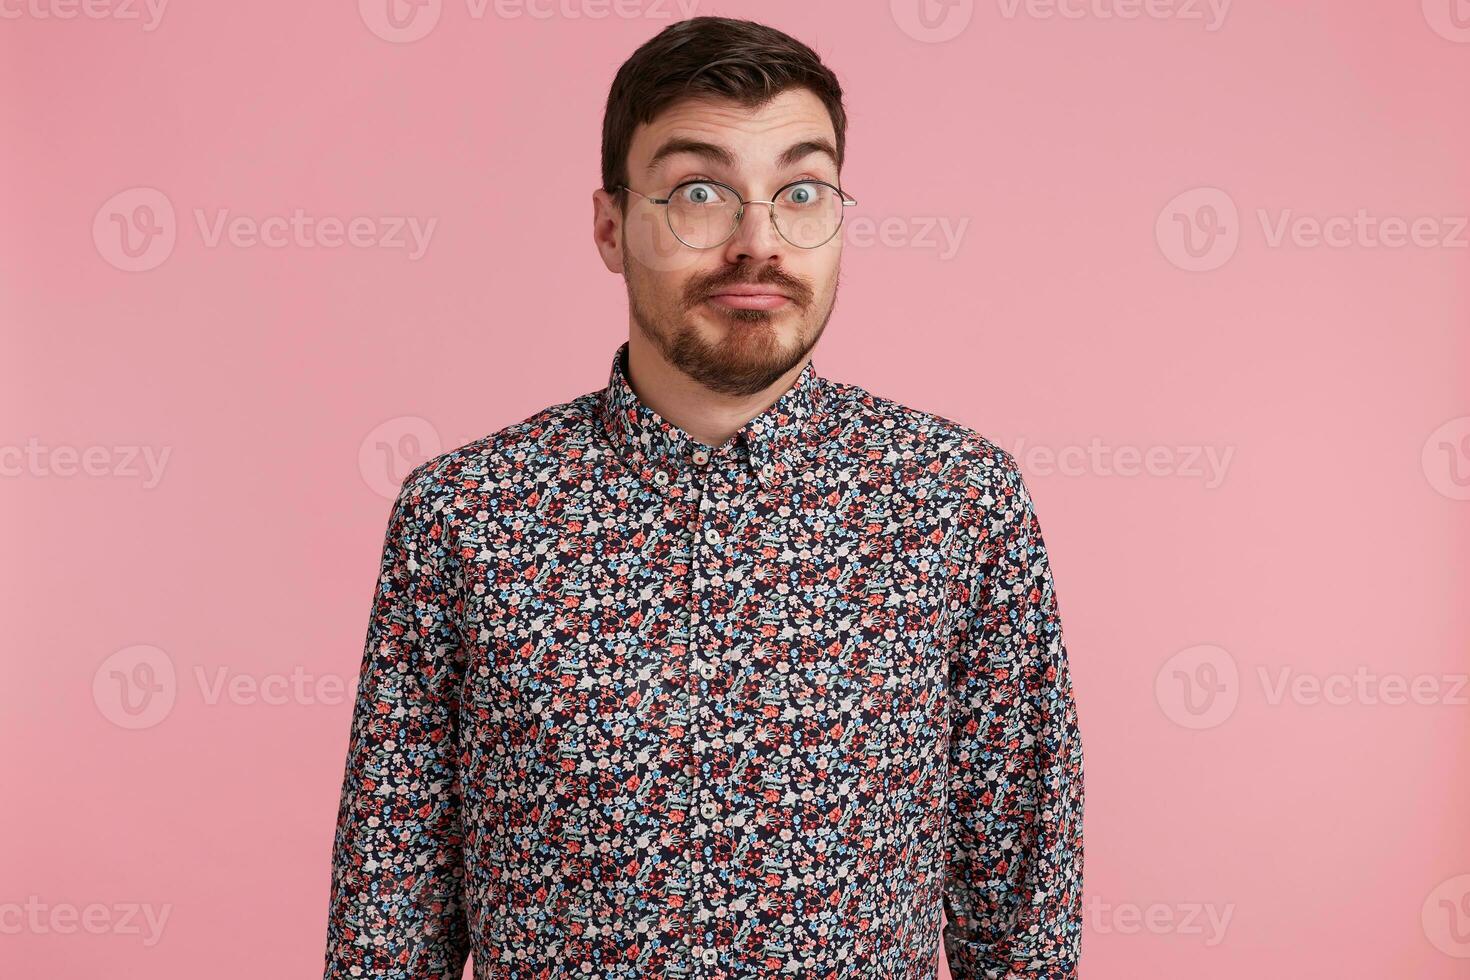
[324,15,1083,980]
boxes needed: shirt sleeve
[324,470,472,980]
[941,449,1085,979]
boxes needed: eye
[779,181,829,208]
[672,180,729,207]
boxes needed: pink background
[4,1,1469,977]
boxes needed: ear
[592,187,626,275]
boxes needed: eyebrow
[644,137,839,178]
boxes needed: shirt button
[703,528,722,545]
[697,661,717,680]
[699,801,718,819]
[691,448,709,465]
[701,949,719,965]
[653,469,669,485]
[760,462,776,479]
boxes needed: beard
[625,253,836,397]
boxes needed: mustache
[686,266,812,306]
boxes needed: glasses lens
[666,181,741,248]
[664,180,845,248]
[774,181,843,247]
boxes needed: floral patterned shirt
[324,341,1084,980]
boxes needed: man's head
[593,16,850,397]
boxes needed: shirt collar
[595,340,823,487]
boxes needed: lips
[708,286,792,300]
[706,289,793,311]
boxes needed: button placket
[686,456,742,975]
[683,459,713,974]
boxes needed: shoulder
[818,376,1023,492]
[393,388,602,513]
[817,377,1039,569]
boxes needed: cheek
[627,264,706,316]
[801,252,843,301]
[621,208,707,278]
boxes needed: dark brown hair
[600,16,848,209]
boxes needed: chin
[700,301,791,330]
[704,317,793,353]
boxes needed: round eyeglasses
[621,178,857,250]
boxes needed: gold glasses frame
[620,177,858,250]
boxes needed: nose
[721,200,787,264]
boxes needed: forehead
[628,87,837,176]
